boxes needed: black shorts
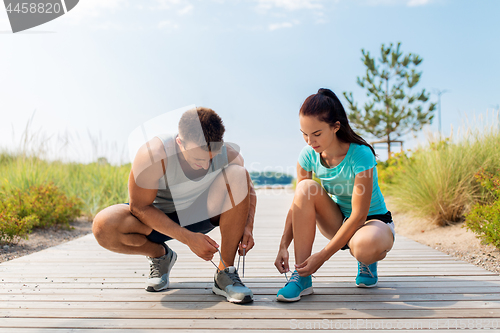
[340,211,393,250]
[126,188,219,244]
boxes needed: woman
[274,88,395,302]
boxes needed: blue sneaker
[276,270,313,302]
[356,261,378,288]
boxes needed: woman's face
[299,115,339,153]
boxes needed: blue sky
[1,0,499,174]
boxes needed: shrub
[387,127,500,226]
[0,154,129,219]
[0,212,38,243]
[464,169,500,249]
[0,182,82,242]
[377,150,413,195]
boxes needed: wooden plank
[0,285,500,299]
[2,275,499,283]
[1,318,499,331]
[4,293,500,303]
[2,300,500,310]
[0,328,496,333]
[3,279,500,289]
[2,308,500,319]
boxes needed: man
[92,107,256,304]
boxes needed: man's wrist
[176,227,194,246]
[279,240,289,250]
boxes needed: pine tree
[343,42,436,156]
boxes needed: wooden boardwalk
[1,189,500,332]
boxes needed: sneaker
[212,266,253,304]
[276,270,313,302]
[356,261,378,288]
[145,244,177,292]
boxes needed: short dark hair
[178,107,225,152]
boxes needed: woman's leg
[347,220,394,264]
[292,179,344,265]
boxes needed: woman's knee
[349,223,393,262]
[350,235,379,259]
[294,179,323,202]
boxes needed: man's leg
[207,164,250,270]
[92,204,166,258]
[206,164,254,304]
[93,204,178,292]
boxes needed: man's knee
[92,207,127,248]
[92,210,113,247]
[223,164,249,189]
[222,165,250,203]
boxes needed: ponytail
[300,88,376,156]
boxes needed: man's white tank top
[153,133,229,214]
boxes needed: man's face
[177,137,221,170]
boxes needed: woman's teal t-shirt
[298,143,387,218]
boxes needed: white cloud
[153,0,190,10]
[177,4,194,15]
[158,20,179,31]
[364,0,433,6]
[91,21,123,31]
[63,0,128,25]
[72,0,127,17]
[257,0,323,11]
[0,15,10,31]
[269,21,294,31]
[407,0,431,6]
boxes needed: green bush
[0,211,38,243]
[377,150,413,195]
[0,182,82,242]
[0,154,129,218]
[464,169,500,249]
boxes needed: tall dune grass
[0,154,130,219]
[388,112,500,226]
[1,116,130,219]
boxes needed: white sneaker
[212,266,253,304]
[145,244,177,292]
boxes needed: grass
[0,154,130,219]
[1,116,130,220]
[385,112,500,226]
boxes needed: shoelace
[210,247,246,277]
[148,256,165,278]
[284,270,315,283]
[284,271,300,284]
[359,262,374,277]
[225,269,245,287]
